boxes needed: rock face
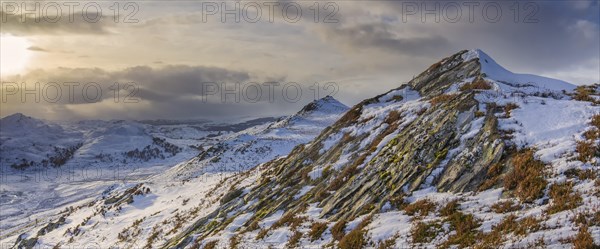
[163,50,542,247]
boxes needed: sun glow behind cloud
[0,34,33,76]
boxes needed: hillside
[0,96,349,248]
[4,50,600,249]
[159,49,599,248]
[0,113,280,237]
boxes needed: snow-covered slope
[3,50,599,249]
[464,49,576,92]
[0,113,83,169]
[0,97,348,248]
[168,96,349,180]
[150,49,597,249]
[0,113,278,238]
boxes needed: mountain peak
[0,113,42,128]
[464,49,575,91]
[410,49,576,96]
[477,51,575,92]
[297,96,348,116]
[1,112,28,121]
[460,49,489,62]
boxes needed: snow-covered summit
[296,95,349,116]
[0,113,54,132]
[1,112,30,123]
[269,96,349,130]
[462,49,576,92]
[0,113,82,170]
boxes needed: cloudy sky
[0,1,598,121]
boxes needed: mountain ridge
[161,49,598,248]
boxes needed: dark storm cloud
[314,22,450,57]
[0,65,306,120]
[116,65,252,101]
[2,65,252,104]
[310,1,598,81]
[438,1,600,73]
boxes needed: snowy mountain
[167,95,349,180]
[0,96,348,247]
[0,113,280,239]
[153,49,596,249]
[3,50,599,249]
[0,113,83,169]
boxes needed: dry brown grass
[403,199,436,217]
[338,228,366,249]
[442,212,481,248]
[592,114,600,129]
[416,107,428,115]
[515,216,542,236]
[547,181,582,214]
[460,78,492,91]
[576,140,598,163]
[246,220,259,232]
[389,192,406,209]
[338,106,362,125]
[377,234,399,249]
[331,220,346,241]
[314,188,329,202]
[229,235,239,249]
[286,230,302,248]
[573,86,595,102]
[504,103,519,117]
[479,162,505,191]
[474,233,503,249]
[572,225,598,249]
[583,128,600,141]
[439,200,459,217]
[430,94,457,105]
[272,212,305,230]
[572,212,600,227]
[427,61,442,71]
[411,221,442,244]
[256,229,269,240]
[489,214,541,237]
[338,216,371,249]
[384,110,402,124]
[504,149,547,203]
[328,164,359,191]
[491,200,521,213]
[203,240,218,249]
[308,222,328,242]
[564,168,597,181]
